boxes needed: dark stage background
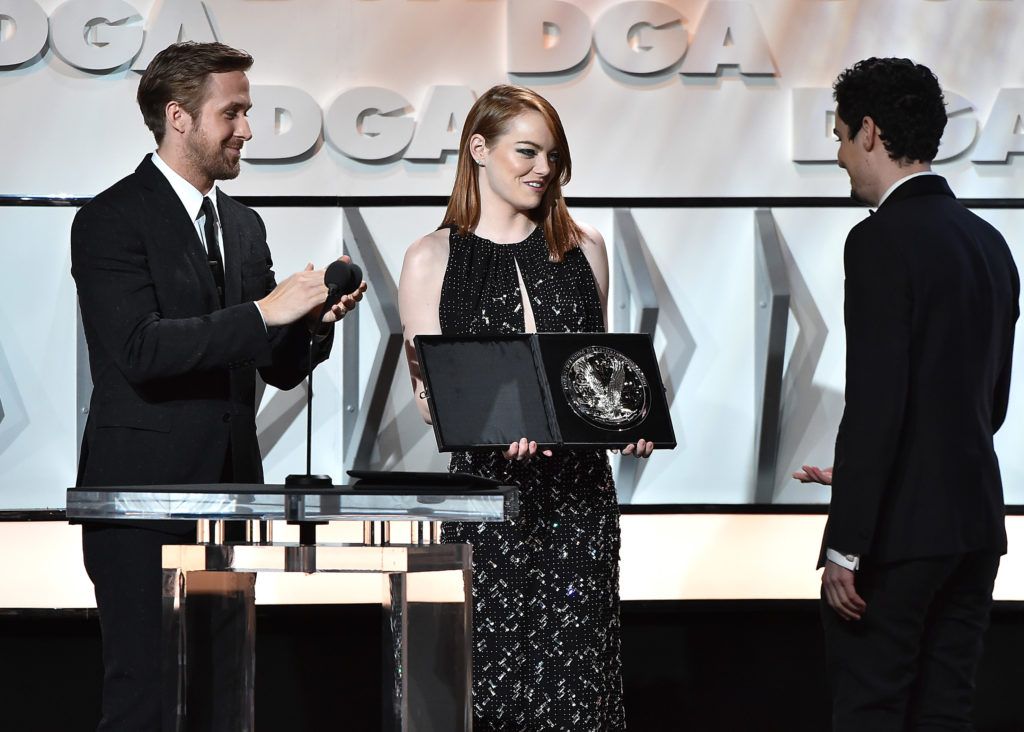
[3,601,1021,731]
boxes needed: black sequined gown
[439,226,626,731]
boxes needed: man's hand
[793,465,833,484]
[315,256,367,326]
[257,263,329,327]
[822,560,867,621]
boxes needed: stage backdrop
[2,0,1024,509]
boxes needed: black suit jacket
[71,155,329,494]
[822,174,1019,565]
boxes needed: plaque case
[415,333,676,451]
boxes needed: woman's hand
[502,438,554,461]
[615,439,654,458]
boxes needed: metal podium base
[161,541,472,732]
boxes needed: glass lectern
[67,479,518,732]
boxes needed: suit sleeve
[252,211,334,391]
[992,257,1019,433]
[71,199,274,384]
[826,226,912,557]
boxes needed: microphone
[314,260,363,336]
[286,258,363,505]
[323,259,363,309]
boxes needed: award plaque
[560,345,650,430]
[414,333,676,451]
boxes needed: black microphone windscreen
[324,260,362,297]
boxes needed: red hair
[441,85,582,261]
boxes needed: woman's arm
[576,222,654,459]
[397,230,449,424]
[577,222,610,328]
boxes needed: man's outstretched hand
[257,256,368,329]
[793,465,833,485]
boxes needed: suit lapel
[136,155,221,310]
[217,190,244,307]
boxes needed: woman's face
[472,110,560,214]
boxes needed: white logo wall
[2,0,1024,196]
[3,1,1024,509]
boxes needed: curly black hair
[833,57,947,163]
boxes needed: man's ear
[860,116,879,153]
[165,100,191,136]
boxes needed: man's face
[185,71,252,182]
[834,111,869,204]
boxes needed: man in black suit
[71,42,364,731]
[795,58,1018,730]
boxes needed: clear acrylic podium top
[66,480,519,523]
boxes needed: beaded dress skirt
[439,227,626,731]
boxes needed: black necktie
[200,197,225,306]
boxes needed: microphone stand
[285,286,337,544]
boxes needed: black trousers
[82,447,244,732]
[83,523,197,732]
[822,550,1000,732]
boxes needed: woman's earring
[475,159,484,167]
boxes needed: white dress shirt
[150,152,267,326]
[150,151,224,263]
[875,170,937,209]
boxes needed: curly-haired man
[796,58,1019,731]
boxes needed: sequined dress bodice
[439,225,605,336]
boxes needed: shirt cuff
[826,548,860,571]
[252,301,268,332]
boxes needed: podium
[67,480,519,732]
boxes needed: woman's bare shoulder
[576,221,607,253]
[410,227,450,253]
[403,228,451,274]
[574,222,608,269]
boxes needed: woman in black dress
[398,84,652,731]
